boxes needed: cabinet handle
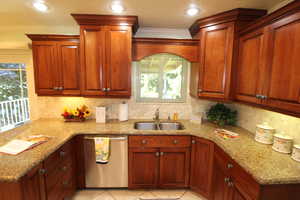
[53,87,59,90]
[141,139,147,144]
[106,88,111,91]
[228,182,234,187]
[155,152,160,157]
[261,95,268,100]
[160,152,164,156]
[39,168,46,175]
[227,163,234,169]
[224,177,230,183]
[61,166,68,171]
[58,87,63,91]
[173,139,178,144]
[256,94,262,99]
[102,88,107,92]
[60,151,66,157]
[62,180,69,186]
[192,140,196,144]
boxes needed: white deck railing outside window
[0,98,30,132]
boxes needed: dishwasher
[83,135,128,188]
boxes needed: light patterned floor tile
[71,189,107,200]
[150,189,187,199]
[108,189,147,200]
[181,191,206,200]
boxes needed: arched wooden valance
[132,38,199,62]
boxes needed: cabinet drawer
[44,140,73,173]
[129,136,191,148]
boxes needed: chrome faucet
[153,108,160,122]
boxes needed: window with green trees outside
[135,53,188,103]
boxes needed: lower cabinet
[128,136,191,189]
[0,139,77,200]
[190,137,214,198]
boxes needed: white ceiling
[0,0,290,49]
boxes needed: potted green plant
[207,103,237,127]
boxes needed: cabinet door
[128,147,160,189]
[22,164,46,200]
[32,41,60,95]
[198,22,234,100]
[159,147,190,188]
[80,26,107,96]
[263,12,300,114]
[106,26,132,97]
[236,28,267,104]
[211,156,231,200]
[190,137,214,198]
[57,41,81,95]
[230,186,247,200]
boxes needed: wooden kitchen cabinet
[236,28,267,104]
[159,147,190,188]
[27,35,80,96]
[190,137,214,198]
[72,14,138,98]
[128,136,191,189]
[236,1,300,117]
[189,9,267,101]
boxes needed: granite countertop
[0,119,300,185]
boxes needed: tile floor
[71,189,207,200]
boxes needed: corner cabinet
[72,14,138,98]
[27,35,81,96]
[128,136,191,189]
[189,9,267,101]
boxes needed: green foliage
[207,103,237,126]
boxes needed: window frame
[135,53,188,103]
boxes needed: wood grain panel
[190,137,214,198]
[159,147,190,188]
[58,41,81,95]
[128,147,160,189]
[106,26,131,97]
[80,26,106,96]
[198,22,234,99]
[236,28,266,104]
[128,135,191,148]
[133,38,199,62]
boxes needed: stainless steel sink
[134,121,184,130]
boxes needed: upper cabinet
[236,1,300,117]
[189,9,267,101]
[72,14,138,98]
[27,35,80,96]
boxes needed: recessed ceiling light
[33,1,49,12]
[186,7,199,16]
[111,2,124,13]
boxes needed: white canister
[96,106,106,123]
[255,122,275,144]
[291,145,300,162]
[272,134,293,154]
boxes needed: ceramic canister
[272,134,293,154]
[255,122,276,144]
[291,145,300,162]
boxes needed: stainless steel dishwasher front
[83,135,128,188]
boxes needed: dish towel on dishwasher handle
[94,137,110,164]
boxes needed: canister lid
[293,144,300,149]
[257,122,275,130]
[274,134,293,140]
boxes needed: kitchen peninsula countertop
[0,119,299,185]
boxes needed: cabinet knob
[155,152,160,157]
[62,180,69,186]
[228,182,234,187]
[39,168,46,175]
[160,152,164,156]
[141,139,147,144]
[261,95,268,100]
[173,139,178,144]
[227,163,234,169]
[224,177,230,183]
[192,140,196,144]
[53,87,59,90]
[60,151,66,157]
[61,166,68,171]
[106,88,111,91]
[102,88,106,92]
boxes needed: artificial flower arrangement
[61,105,91,122]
